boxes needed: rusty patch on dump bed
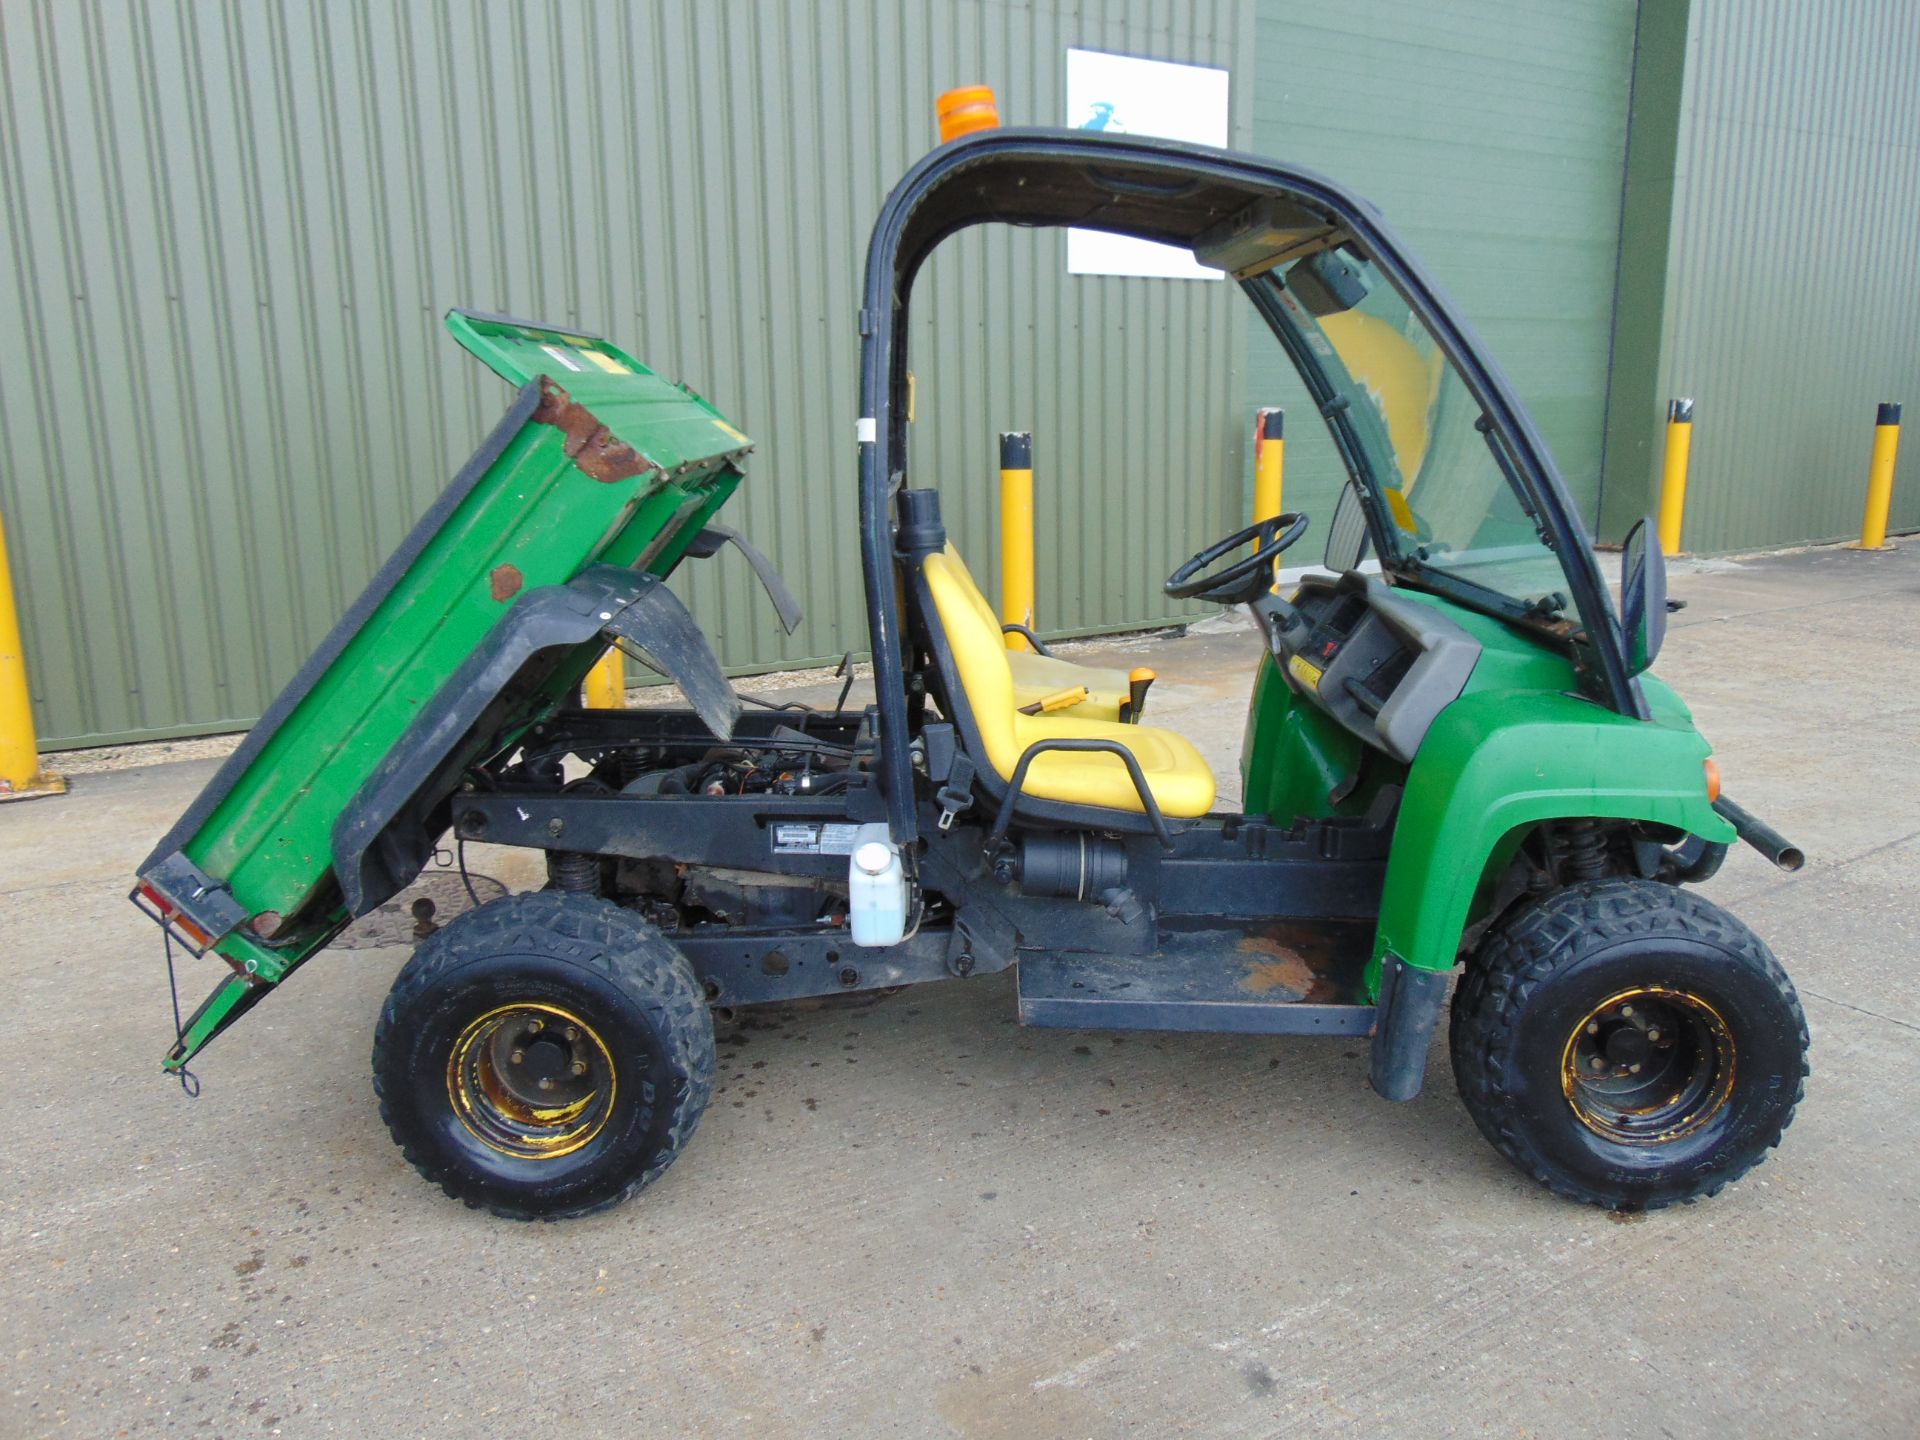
[533,377,656,483]
[489,564,523,602]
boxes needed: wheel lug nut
[1620,1004,1634,1018]
[1629,1063,1642,1074]
[1589,1056,1606,1071]
[1586,1021,1600,1036]
[565,1026,579,1041]
[1647,1028,1660,1041]
[571,1061,588,1077]
[538,1077,554,1091]
[510,1049,524,1065]
[527,1018,544,1033]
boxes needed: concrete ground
[4,543,1916,1438]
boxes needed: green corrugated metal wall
[1243,0,1641,534]
[0,0,1253,747]
[1605,0,1920,552]
[14,1,1903,748]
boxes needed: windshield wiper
[1400,554,1524,614]
[1400,555,1580,635]
[1523,591,1570,621]
[1475,414,1555,550]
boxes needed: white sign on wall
[1065,48,1231,280]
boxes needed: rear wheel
[1451,879,1808,1210]
[373,892,714,1219]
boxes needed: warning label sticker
[771,823,861,856]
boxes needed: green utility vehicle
[135,129,1809,1219]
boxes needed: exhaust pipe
[1712,795,1805,872]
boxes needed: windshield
[1251,249,1575,625]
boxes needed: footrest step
[1017,920,1377,1036]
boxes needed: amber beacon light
[937,86,1000,142]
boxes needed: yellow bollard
[1859,402,1902,550]
[0,505,67,801]
[999,431,1036,652]
[1252,407,1285,532]
[582,647,626,709]
[1657,397,1694,556]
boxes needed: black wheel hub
[1602,1023,1651,1069]
[493,1024,589,1101]
[448,1003,616,1159]
[1561,986,1735,1145]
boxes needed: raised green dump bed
[134,311,759,1065]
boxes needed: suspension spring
[546,850,601,895]
[612,748,654,787]
[1556,819,1611,883]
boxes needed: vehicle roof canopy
[855,131,1640,839]
[881,133,1345,283]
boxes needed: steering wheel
[1164,513,1311,606]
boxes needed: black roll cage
[855,129,1641,842]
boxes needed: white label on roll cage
[771,822,862,856]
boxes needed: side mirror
[1619,517,1668,675]
[1324,481,1372,572]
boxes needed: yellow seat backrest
[941,542,1132,722]
[920,549,1216,817]
[940,544,1005,634]
[923,549,1023,777]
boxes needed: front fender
[1371,688,1732,984]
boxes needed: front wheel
[1451,879,1808,1210]
[373,892,715,1220]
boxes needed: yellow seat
[936,545,1135,722]
[922,550,1215,818]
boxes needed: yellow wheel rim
[447,1002,616,1160]
[1560,985,1735,1145]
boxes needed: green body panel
[167,313,752,975]
[1374,675,1731,986]
[1239,661,1399,822]
[1240,584,1732,996]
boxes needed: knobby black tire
[373,892,715,1220]
[1451,878,1808,1211]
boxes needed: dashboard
[1253,573,1482,764]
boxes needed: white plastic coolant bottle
[847,822,908,946]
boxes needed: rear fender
[331,564,737,918]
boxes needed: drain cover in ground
[334,868,509,950]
